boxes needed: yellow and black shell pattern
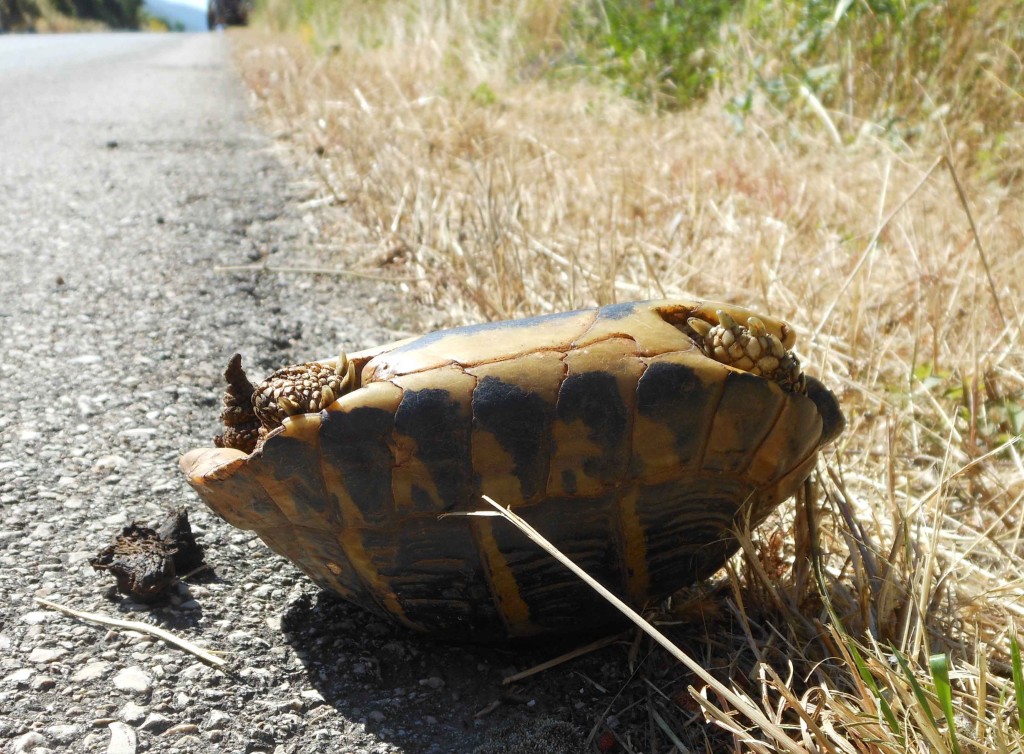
[181,299,844,640]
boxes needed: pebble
[69,354,102,365]
[117,427,157,438]
[164,723,200,736]
[28,647,66,664]
[92,455,127,470]
[30,523,54,538]
[102,511,128,527]
[300,689,325,706]
[45,723,83,745]
[113,667,152,695]
[31,675,56,691]
[118,702,147,725]
[106,722,137,754]
[72,660,111,682]
[5,668,33,686]
[140,713,174,733]
[12,731,46,753]
[202,710,231,730]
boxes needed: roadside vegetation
[0,0,147,31]
[234,1,1024,751]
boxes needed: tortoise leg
[687,311,805,393]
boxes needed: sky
[143,0,208,31]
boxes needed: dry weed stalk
[231,3,1024,749]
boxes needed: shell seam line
[567,309,609,348]
[736,387,790,479]
[695,376,726,469]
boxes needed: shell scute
[320,381,403,527]
[702,371,787,474]
[390,367,475,515]
[181,449,273,534]
[632,353,725,482]
[366,308,596,380]
[744,388,824,488]
[548,339,645,497]
[358,516,498,632]
[483,492,625,634]
[635,477,748,594]
[469,367,558,505]
[573,301,690,354]
[258,415,333,523]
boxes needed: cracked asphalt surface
[0,32,608,754]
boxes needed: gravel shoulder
[0,32,620,754]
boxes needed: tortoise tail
[215,354,260,454]
[804,375,845,446]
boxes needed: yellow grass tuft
[232,1,1024,750]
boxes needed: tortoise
[181,299,843,640]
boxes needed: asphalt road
[0,32,595,754]
[0,32,415,754]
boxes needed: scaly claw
[716,309,739,331]
[337,352,357,392]
[686,317,712,339]
[321,384,336,407]
[278,396,301,416]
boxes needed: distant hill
[144,0,207,32]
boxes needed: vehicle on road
[207,0,250,29]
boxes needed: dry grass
[231,1,1024,750]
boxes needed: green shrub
[565,0,737,108]
[735,0,1024,153]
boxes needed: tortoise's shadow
[280,590,607,753]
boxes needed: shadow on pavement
[280,590,607,753]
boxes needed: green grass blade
[893,646,939,730]
[848,641,902,738]
[1011,629,1024,735]
[929,653,960,754]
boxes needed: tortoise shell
[181,299,843,640]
